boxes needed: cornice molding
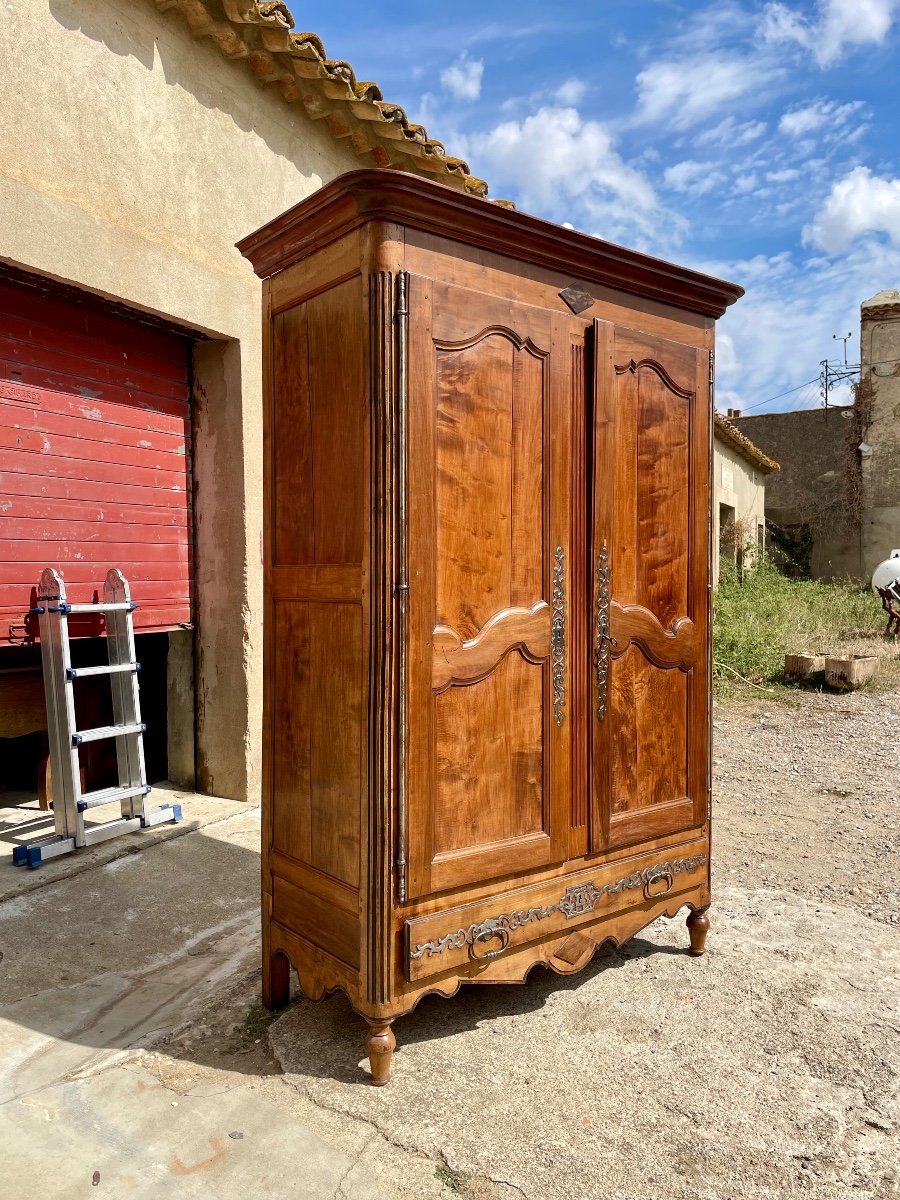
[862,303,900,322]
[237,169,744,319]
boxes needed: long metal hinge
[395,271,409,904]
[707,347,714,824]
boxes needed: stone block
[824,655,878,691]
[784,653,825,682]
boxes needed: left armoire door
[406,276,574,898]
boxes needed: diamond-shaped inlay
[559,284,594,314]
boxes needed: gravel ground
[714,685,900,925]
[154,686,900,1200]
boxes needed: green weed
[435,1163,469,1194]
[714,558,896,691]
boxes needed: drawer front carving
[405,839,707,981]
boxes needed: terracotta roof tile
[155,0,490,197]
[714,412,779,474]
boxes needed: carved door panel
[590,320,710,851]
[406,276,572,898]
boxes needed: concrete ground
[0,792,383,1198]
[1,690,899,1200]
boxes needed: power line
[736,377,820,413]
[729,354,900,416]
[724,354,900,418]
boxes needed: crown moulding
[237,169,744,320]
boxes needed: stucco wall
[0,0,361,799]
[732,408,861,580]
[713,437,767,585]
[860,291,900,579]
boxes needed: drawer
[405,838,708,982]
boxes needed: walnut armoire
[238,170,742,1085]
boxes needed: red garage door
[0,274,192,641]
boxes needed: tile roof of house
[714,412,779,474]
[155,0,490,198]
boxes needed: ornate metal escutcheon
[594,543,615,721]
[409,854,707,964]
[551,545,567,727]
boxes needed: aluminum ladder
[13,567,181,869]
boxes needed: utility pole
[819,358,830,418]
[820,333,859,421]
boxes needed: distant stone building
[733,289,900,582]
[712,413,779,585]
[731,406,858,579]
[859,290,900,574]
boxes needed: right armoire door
[590,319,711,853]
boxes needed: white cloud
[805,166,900,251]
[766,168,801,183]
[697,244,896,412]
[499,77,588,117]
[634,53,774,131]
[695,117,768,147]
[664,160,725,195]
[761,0,900,67]
[731,172,760,195]
[778,98,864,136]
[554,78,587,106]
[465,106,671,246]
[440,52,484,102]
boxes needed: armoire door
[590,319,710,851]
[406,275,572,897]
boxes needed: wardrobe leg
[686,906,711,957]
[365,1020,396,1086]
[263,950,291,1011]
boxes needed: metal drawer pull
[408,854,707,962]
[642,867,675,900]
[469,922,511,961]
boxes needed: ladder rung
[72,722,145,746]
[77,784,151,812]
[67,662,140,680]
[54,601,137,614]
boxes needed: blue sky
[310,0,900,413]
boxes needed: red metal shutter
[0,277,192,641]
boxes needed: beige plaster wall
[0,0,361,799]
[713,438,767,586]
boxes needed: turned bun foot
[365,1021,396,1086]
[687,907,710,957]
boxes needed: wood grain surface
[248,178,722,1065]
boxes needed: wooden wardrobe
[238,170,742,1084]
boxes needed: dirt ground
[2,687,898,1199]
[713,684,900,926]
[150,685,900,1200]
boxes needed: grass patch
[435,1164,469,1194]
[714,559,897,693]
